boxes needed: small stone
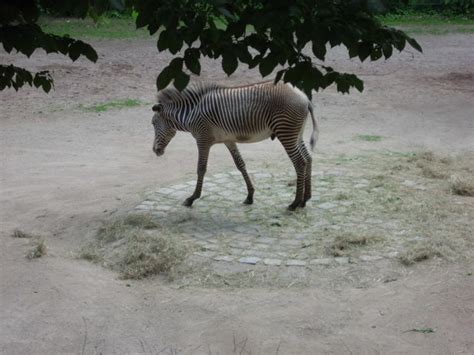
[335,257,349,264]
[286,259,307,267]
[279,239,302,246]
[326,170,346,177]
[340,201,354,206]
[157,187,175,194]
[354,184,368,189]
[141,200,155,206]
[385,251,399,258]
[310,258,333,265]
[359,255,383,262]
[155,205,172,212]
[194,251,217,258]
[213,255,234,262]
[136,204,153,210]
[255,237,275,244]
[318,202,338,210]
[238,256,260,265]
[253,173,272,179]
[403,179,416,187]
[263,258,282,266]
[172,184,189,190]
[253,243,271,250]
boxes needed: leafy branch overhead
[140,0,422,96]
[1,1,422,95]
[0,1,98,92]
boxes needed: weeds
[450,175,474,196]
[405,328,435,334]
[11,229,33,238]
[328,234,384,257]
[399,246,440,265]
[26,239,47,259]
[357,135,384,142]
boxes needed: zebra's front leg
[184,142,211,207]
[282,143,307,211]
[225,142,254,204]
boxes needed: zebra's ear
[152,103,163,113]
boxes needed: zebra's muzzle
[153,144,165,156]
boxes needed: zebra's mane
[156,82,221,105]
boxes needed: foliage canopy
[1,0,422,96]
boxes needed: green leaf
[312,43,326,61]
[259,54,279,77]
[358,42,372,62]
[173,71,190,91]
[184,49,201,75]
[222,52,238,76]
[407,38,422,53]
[156,66,174,90]
[274,69,285,84]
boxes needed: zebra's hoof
[287,202,299,211]
[183,198,194,207]
[243,197,253,205]
[299,201,306,208]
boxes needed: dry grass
[26,239,47,259]
[450,175,474,197]
[119,231,187,280]
[11,229,34,238]
[399,245,441,265]
[328,233,384,257]
[408,151,474,196]
[80,214,189,280]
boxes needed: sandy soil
[1,33,473,354]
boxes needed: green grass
[379,12,474,34]
[39,16,150,39]
[81,99,142,112]
[357,135,384,142]
[39,12,474,42]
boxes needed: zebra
[151,81,319,211]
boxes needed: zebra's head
[151,103,176,156]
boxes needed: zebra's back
[197,82,309,142]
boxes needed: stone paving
[135,161,416,267]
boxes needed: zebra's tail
[308,102,319,152]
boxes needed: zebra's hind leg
[280,141,307,211]
[184,141,211,207]
[299,142,313,207]
[225,142,254,204]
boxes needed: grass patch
[397,236,464,266]
[26,239,47,259]
[39,16,149,39]
[335,193,350,200]
[408,151,474,194]
[379,12,474,34]
[81,99,142,112]
[357,134,384,142]
[11,229,34,238]
[328,233,384,257]
[80,214,190,280]
[406,327,435,334]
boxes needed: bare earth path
[1,34,473,354]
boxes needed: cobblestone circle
[135,165,409,267]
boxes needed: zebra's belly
[212,128,273,144]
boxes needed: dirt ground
[1,33,473,354]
